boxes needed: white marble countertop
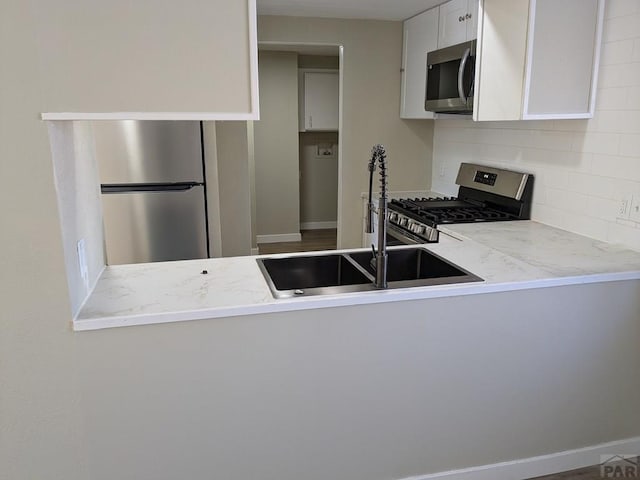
[439,222,640,276]
[75,221,640,331]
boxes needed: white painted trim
[522,112,594,120]
[247,0,260,120]
[588,0,606,117]
[400,25,409,118]
[471,0,484,121]
[301,221,337,230]
[250,247,260,255]
[399,436,640,480]
[258,41,341,50]
[521,0,537,118]
[204,124,223,259]
[41,112,260,121]
[299,68,339,73]
[256,233,302,244]
[336,45,345,249]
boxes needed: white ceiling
[256,0,445,21]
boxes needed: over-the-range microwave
[425,39,476,114]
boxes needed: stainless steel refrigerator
[94,121,209,265]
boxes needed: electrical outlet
[629,195,640,223]
[77,239,88,287]
[618,197,630,219]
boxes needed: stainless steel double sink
[257,247,482,298]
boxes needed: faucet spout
[366,144,388,289]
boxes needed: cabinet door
[401,9,438,119]
[36,0,258,119]
[303,72,339,131]
[523,0,601,118]
[438,0,469,48]
[474,0,603,121]
[473,0,530,121]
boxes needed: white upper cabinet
[473,0,604,121]
[302,71,339,131]
[36,0,258,120]
[438,0,479,49]
[401,8,439,119]
[524,0,602,118]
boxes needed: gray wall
[299,131,339,226]
[215,122,254,256]
[1,3,89,477]
[254,51,301,239]
[66,282,637,480]
[258,16,434,248]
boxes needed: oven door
[387,223,439,245]
[425,40,476,113]
[386,229,408,246]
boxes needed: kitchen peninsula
[71,220,640,480]
[76,221,640,330]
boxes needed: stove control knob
[399,217,408,227]
[389,212,398,223]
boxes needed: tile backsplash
[432,0,640,251]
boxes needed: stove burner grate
[389,197,516,224]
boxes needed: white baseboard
[300,221,337,230]
[400,436,640,480]
[256,233,302,244]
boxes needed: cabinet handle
[465,13,472,19]
[309,116,313,128]
[459,16,464,22]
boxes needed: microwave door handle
[457,47,471,103]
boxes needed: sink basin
[257,254,373,298]
[257,247,482,298]
[349,247,480,285]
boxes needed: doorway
[254,43,342,255]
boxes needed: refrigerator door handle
[101,182,203,194]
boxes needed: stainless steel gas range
[387,163,534,245]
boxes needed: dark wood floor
[527,456,639,479]
[258,229,337,255]
[527,464,603,479]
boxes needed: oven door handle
[457,47,471,103]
